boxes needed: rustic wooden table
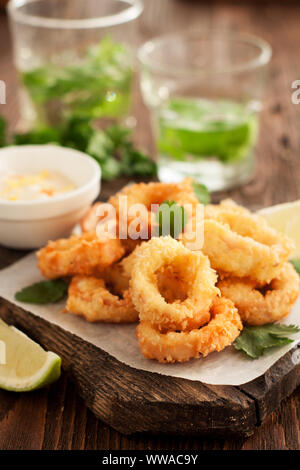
[0,0,300,450]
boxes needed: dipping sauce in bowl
[0,145,101,249]
[0,170,76,201]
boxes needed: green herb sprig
[233,323,300,359]
[291,259,300,275]
[0,115,157,181]
[15,279,69,304]
[192,182,210,204]
[156,200,187,239]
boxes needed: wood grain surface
[1,0,300,450]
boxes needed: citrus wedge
[258,200,300,259]
[0,319,61,392]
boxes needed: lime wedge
[258,200,300,259]
[0,319,61,392]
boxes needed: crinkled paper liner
[0,253,299,385]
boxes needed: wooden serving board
[1,246,300,438]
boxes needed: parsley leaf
[0,116,6,147]
[121,149,157,177]
[156,200,187,239]
[60,116,94,152]
[15,279,69,304]
[0,115,157,181]
[291,260,300,275]
[233,323,300,359]
[192,182,210,204]
[13,126,61,146]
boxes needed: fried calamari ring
[218,262,300,326]
[80,202,138,254]
[203,200,294,284]
[81,179,201,252]
[109,178,198,214]
[130,236,219,331]
[108,178,199,240]
[136,297,243,363]
[101,260,131,296]
[80,202,103,233]
[37,232,124,279]
[66,275,138,323]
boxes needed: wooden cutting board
[1,245,300,438]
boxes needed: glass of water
[138,31,271,191]
[8,0,143,130]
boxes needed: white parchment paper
[0,253,299,386]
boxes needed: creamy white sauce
[0,170,76,201]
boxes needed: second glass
[138,31,271,191]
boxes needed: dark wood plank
[0,300,257,438]
[239,347,300,424]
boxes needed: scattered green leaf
[290,259,300,275]
[156,200,187,239]
[233,323,300,359]
[0,115,157,181]
[192,182,210,205]
[13,126,61,146]
[15,279,69,304]
[60,116,94,152]
[0,116,6,147]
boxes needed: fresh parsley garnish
[156,200,187,239]
[192,182,210,205]
[291,260,300,275]
[15,279,69,304]
[0,114,157,181]
[233,323,300,359]
[87,123,157,180]
[0,116,6,147]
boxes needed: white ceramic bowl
[0,145,101,249]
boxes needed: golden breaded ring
[108,178,199,240]
[101,260,131,296]
[66,275,138,323]
[81,180,200,251]
[98,248,143,297]
[136,296,243,363]
[109,178,198,214]
[80,201,138,253]
[218,262,300,326]
[120,238,142,255]
[37,232,124,279]
[203,200,294,284]
[130,236,219,331]
[80,202,103,233]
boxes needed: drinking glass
[8,0,143,129]
[138,30,271,191]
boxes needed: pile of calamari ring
[37,179,299,363]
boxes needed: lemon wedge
[0,319,61,392]
[258,200,300,259]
